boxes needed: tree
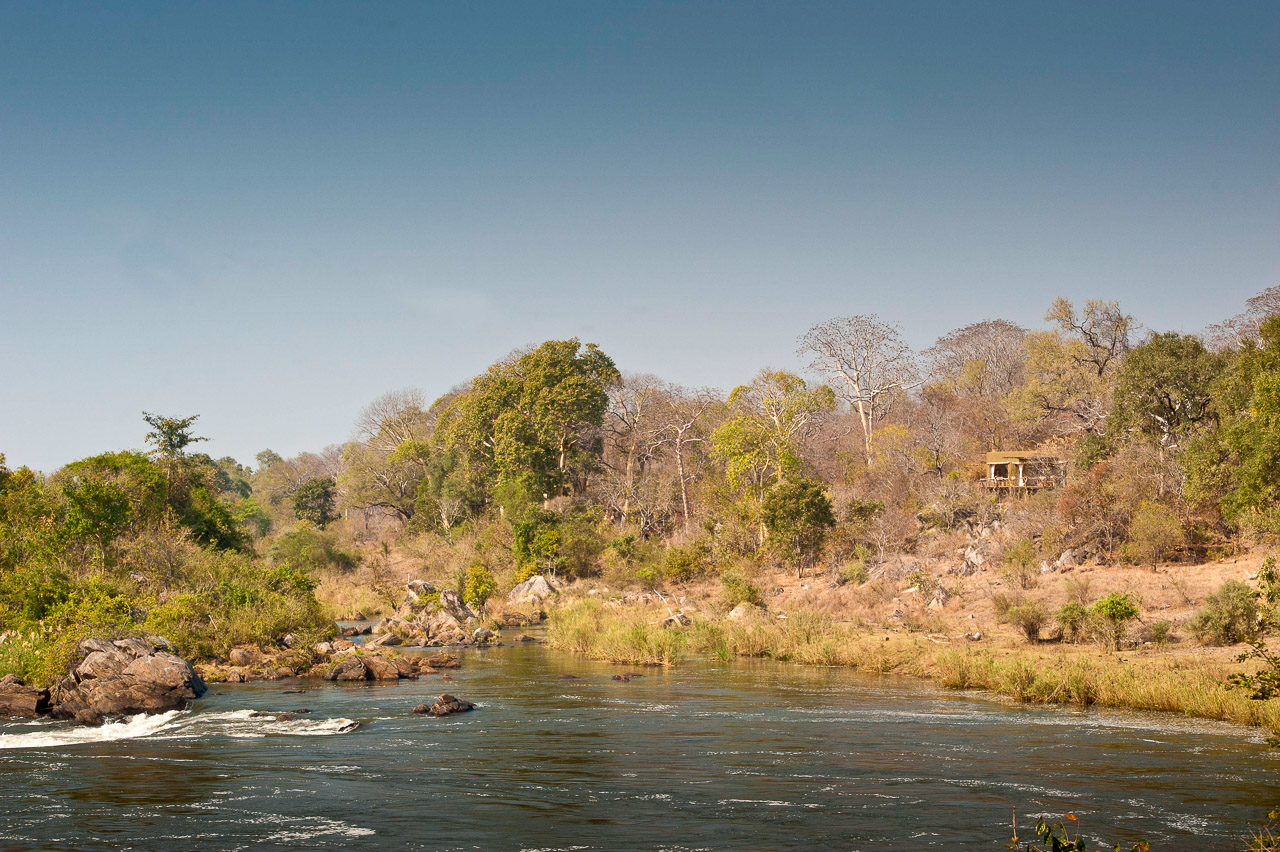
[925,318,1028,398]
[1092,592,1139,651]
[799,315,919,464]
[712,371,834,545]
[1012,330,1112,436]
[761,478,835,578]
[353,389,433,454]
[439,339,620,505]
[1045,297,1136,378]
[1109,332,1223,449]
[1206,284,1280,350]
[655,385,719,533]
[1122,500,1185,571]
[142,412,207,460]
[292,476,338,527]
[1184,315,1280,527]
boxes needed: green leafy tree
[1109,332,1223,449]
[463,563,496,610]
[1092,592,1139,651]
[440,339,620,506]
[292,476,338,527]
[711,370,834,543]
[142,412,207,460]
[61,477,130,569]
[1185,315,1280,527]
[761,478,836,578]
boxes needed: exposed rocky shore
[0,636,206,725]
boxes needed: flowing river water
[1,638,1278,851]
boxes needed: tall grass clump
[546,599,684,666]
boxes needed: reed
[546,600,1280,739]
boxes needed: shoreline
[544,597,1280,741]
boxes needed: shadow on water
[2,639,1279,850]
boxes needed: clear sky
[2,1,1277,473]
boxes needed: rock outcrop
[366,579,504,647]
[507,575,562,606]
[46,636,207,725]
[0,677,50,717]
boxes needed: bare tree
[798,315,920,464]
[1045,298,1136,377]
[654,385,720,533]
[353,388,432,454]
[1205,284,1280,350]
[925,318,1027,396]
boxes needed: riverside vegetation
[6,294,1280,744]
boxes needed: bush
[1056,602,1089,643]
[840,562,869,585]
[1092,592,1139,650]
[1150,620,1172,646]
[1002,539,1040,589]
[720,570,763,609]
[463,564,496,610]
[1188,580,1260,645]
[268,525,358,573]
[664,543,712,583]
[1006,601,1048,643]
[1121,499,1186,570]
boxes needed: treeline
[241,286,1280,586]
[4,288,1280,675]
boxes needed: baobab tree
[798,315,920,465]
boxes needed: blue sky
[2,1,1277,472]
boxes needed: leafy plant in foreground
[1006,812,1149,852]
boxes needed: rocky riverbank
[0,636,206,725]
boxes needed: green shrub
[840,562,869,585]
[992,593,1016,622]
[664,543,711,583]
[1189,580,1260,645]
[1006,601,1048,643]
[720,570,763,609]
[1150,620,1172,646]
[268,525,358,573]
[1056,602,1089,643]
[463,564,496,610]
[1001,539,1039,589]
[1092,592,1139,650]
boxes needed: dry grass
[546,599,1280,740]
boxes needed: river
[1,639,1277,850]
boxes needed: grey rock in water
[416,694,475,716]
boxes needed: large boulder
[325,656,371,682]
[437,590,476,621]
[46,636,206,725]
[0,680,50,717]
[323,653,407,682]
[507,575,561,606]
[363,655,401,681]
